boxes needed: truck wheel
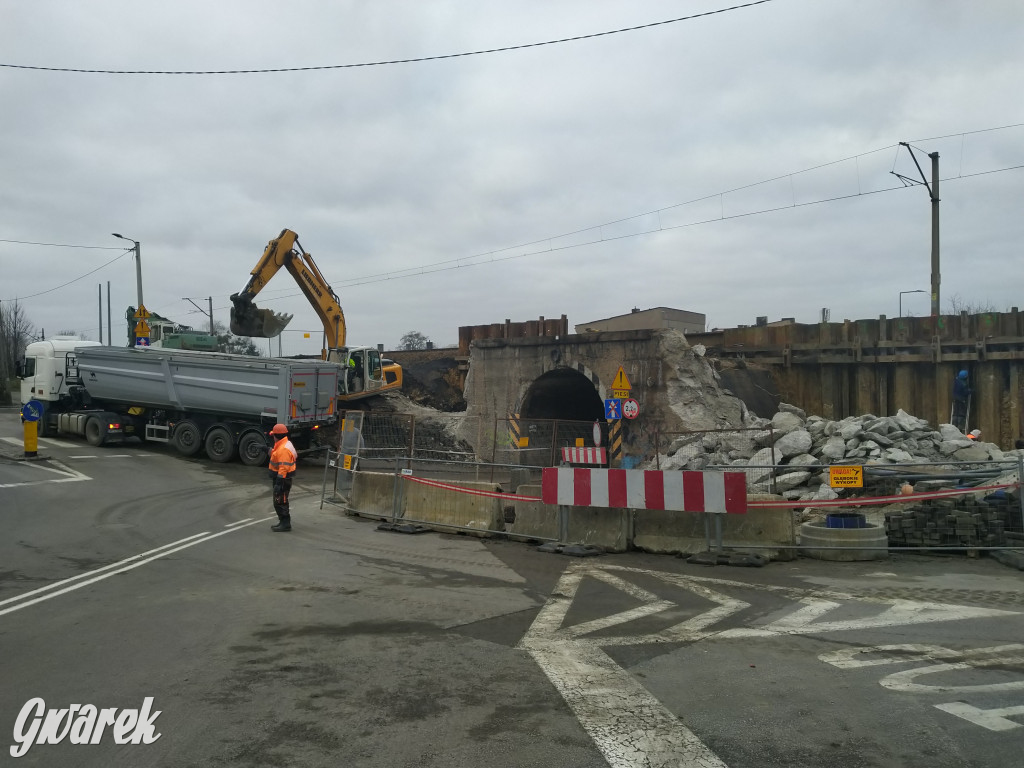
[238,431,269,467]
[205,426,237,463]
[173,421,203,457]
[84,417,106,447]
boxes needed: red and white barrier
[560,446,607,465]
[542,467,747,514]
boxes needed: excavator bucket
[229,295,293,338]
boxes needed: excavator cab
[338,347,385,398]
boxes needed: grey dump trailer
[21,342,339,466]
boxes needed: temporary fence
[713,458,1024,553]
[319,425,1024,556]
[333,410,478,467]
[491,417,611,467]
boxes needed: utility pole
[183,296,214,335]
[894,144,940,316]
[107,281,112,346]
[98,284,103,344]
[112,234,144,309]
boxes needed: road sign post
[21,401,42,458]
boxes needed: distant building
[575,307,706,335]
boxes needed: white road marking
[225,518,253,528]
[935,702,1024,731]
[38,437,81,448]
[522,563,1024,767]
[0,458,92,488]
[0,517,274,618]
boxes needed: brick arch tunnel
[520,367,604,421]
[518,367,608,466]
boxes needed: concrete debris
[647,402,1022,525]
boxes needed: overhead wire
[0,1,777,75]
[0,248,132,301]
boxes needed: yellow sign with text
[829,465,864,488]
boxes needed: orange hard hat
[270,424,289,435]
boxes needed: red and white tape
[747,481,1019,509]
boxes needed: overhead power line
[0,248,131,302]
[0,238,124,249]
[0,1,776,75]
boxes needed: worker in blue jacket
[952,370,971,431]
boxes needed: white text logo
[10,697,161,758]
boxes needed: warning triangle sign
[612,366,631,391]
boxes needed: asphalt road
[2,406,1023,767]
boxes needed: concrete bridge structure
[448,310,1024,465]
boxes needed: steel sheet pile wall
[691,310,1024,448]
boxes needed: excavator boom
[229,229,346,350]
[229,229,400,400]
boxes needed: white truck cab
[19,337,102,406]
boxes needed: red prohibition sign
[622,399,639,419]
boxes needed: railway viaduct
[395,310,1024,466]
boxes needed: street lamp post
[899,289,926,318]
[112,233,143,309]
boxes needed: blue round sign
[21,400,43,422]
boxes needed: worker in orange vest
[268,423,297,532]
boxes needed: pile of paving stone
[885,493,1019,548]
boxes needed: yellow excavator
[230,229,402,401]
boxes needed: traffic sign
[21,400,43,422]
[612,366,632,392]
[133,305,152,320]
[604,399,622,420]
[829,465,864,488]
[592,420,602,447]
[135,336,150,347]
[622,398,639,419]
[135,319,151,336]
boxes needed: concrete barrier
[399,477,505,536]
[348,472,506,535]
[508,485,630,552]
[633,497,797,560]
[348,471,397,520]
[566,505,630,553]
[508,485,559,541]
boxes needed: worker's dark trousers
[952,399,968,429]
[272,476,293,523]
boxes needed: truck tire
[84,417,106,447]
[173,421,203,457]
[204,426,237,463]
[238,431,269,467]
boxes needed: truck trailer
[18,339,338,466]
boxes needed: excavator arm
[230,229,347,353]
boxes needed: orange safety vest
[269,438,297,478]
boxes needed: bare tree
[945,294,1002,315]
[399,330,430,350]
[0,301,35,403]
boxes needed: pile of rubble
[654,403,1021,515]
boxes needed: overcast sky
[2,0,1022,355]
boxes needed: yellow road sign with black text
[611,366,632,399]
[829,465,864,488]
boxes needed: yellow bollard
[23,419,38,458]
